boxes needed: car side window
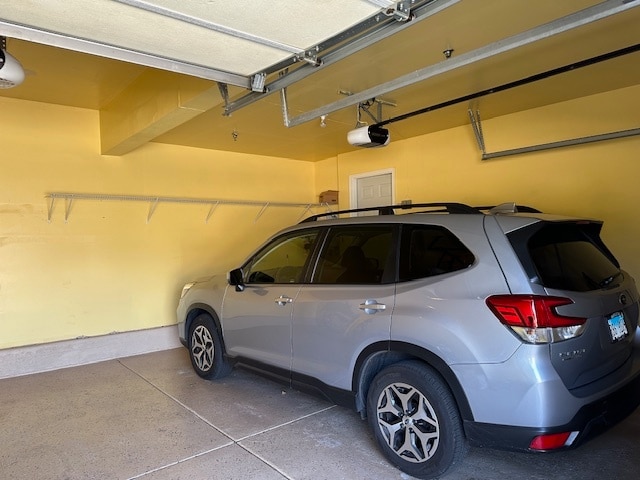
[244,229,319,284]
[312,226,394,284]
[399,225,475,281]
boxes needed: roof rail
[300,202,481,223]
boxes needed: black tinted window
[399,225,475,281]
[528,223,620,292]
[313,226,394,284]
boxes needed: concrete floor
[1,348,638,480]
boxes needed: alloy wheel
[375,381,440,463]
[191,324,214,372]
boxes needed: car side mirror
[228,268,245,292]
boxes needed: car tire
[188,313,232,379]
[367,360,468,479]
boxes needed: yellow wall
[0,97,315,349]
[2,83,640,349]
[317,84,640,283]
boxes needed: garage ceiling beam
[283,0,640,128]
[99,70,223,156]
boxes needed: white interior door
[350,170,394,215]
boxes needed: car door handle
[359,300,386,314]
[275,295,294,306]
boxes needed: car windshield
[528,223,621,292]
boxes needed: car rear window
[527,223,621,292]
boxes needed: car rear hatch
[505,218,640,391]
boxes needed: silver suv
[177,202,640,479]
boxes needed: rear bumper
[464,368,640,451]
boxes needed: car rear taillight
[486,295,586,344]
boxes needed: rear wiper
[599,271,622,288]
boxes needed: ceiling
[1,0,639,161]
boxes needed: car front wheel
[188,313,232,379]
[367,360,467,479]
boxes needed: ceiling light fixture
[0,36,25,89]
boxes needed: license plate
[607,311,628,342]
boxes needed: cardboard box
[319,190,338,204]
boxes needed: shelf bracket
[64,197,74,223]
[47,196,56,223]
[147,197,159,223]
[296,204,313,222]
[254,202,270,223]
[205,201,220,224]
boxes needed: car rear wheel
[367,360,467,479]
[188,313,232,379]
